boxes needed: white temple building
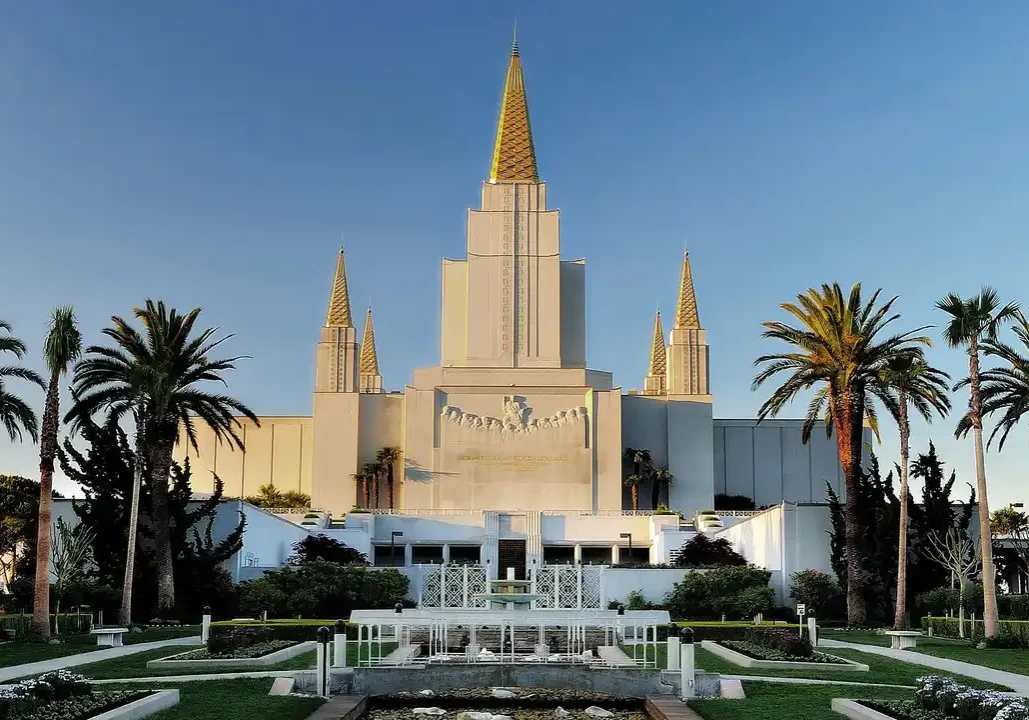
[175,39,866,579]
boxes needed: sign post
[796,603,806,637]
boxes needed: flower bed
[0,671,150,720]
[172,639,294,661]
[839,676,1029,720]
[722,640,848,664]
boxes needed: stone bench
[90,627,129,647]
[884,630,920,650]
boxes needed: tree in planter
[754,283,930,625]
[623,473,645,512]
[49,517,95,633]
[650,466,673,511]
[789,570,844,621]
[672,533,747,568]
[287,534,369,566]
[877,355,951,630]
[244,484,311,510]
[714,494,756,511]
[375,446,402,510]
[940,288,1022,637]
[361,460,381,509]
[924,526,982,638]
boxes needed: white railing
[716,510,761,517]
[357,509,656,517]
[360,508,484,516]
[265,507,328,515]
[540,510,652,517]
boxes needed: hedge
[0,613,91,637]
[921,616,1029,645]
[207,621,368,654]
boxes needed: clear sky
[2,2,1028,505]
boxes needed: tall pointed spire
[674,250,700,330]
[326,247,354,328]
[488,33,539,183]
[359,306,380,376]
[648,310,667,377]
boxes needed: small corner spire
[674,250,701,330]
[648,309,667,378]
[359,305,380,376]
[326,248,354,328]
[512,22,519,57]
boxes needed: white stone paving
[0,635,201,683]
[820,638,1029,695]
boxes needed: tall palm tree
[877,355,951,630]
[31,308,82,638]
[623,474,644,512]
[622,448,652,513]
[650,466,674,510]
[0,320,44,443]
[959,320,1029,450]
[66,301,258,613]
[753,283,930,625]
[939,288,1022,638]
[361,461,380,509]
[351,470,369,508]
[375,446,403,510]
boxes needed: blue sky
[2,2,1028,505]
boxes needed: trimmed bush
[665,565,773,620]
[789,570,844,621]
[207,621,369,654]
[671,534,747,568]
[744,626,813,658]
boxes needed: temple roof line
[488,36,539,183]
[326,247,354,328]
[359,306,380,376]
[648,310,667,377]
[674,250,701,330]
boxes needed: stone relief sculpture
[440,396,588,444]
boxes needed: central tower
[440,39,586,369]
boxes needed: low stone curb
[830,699,895,719]
[303,694,367,720]
[92,689,180,720]
[145,641,316,670]
[700,641,869,672]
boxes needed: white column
[667,636,680,671]
[442,544,451,563]
[404,543,413,567]
[679,633,695,700]
[807,617,818,647]
[201,608,212,644]
[611,544,620,565]
[333,623,348,668]
[574,544,582,564]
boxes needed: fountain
[476,571,543,610]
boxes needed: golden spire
[326,247,354,328]
[359,306,380,376]
[648,309,667,377]
[674,250,701,329]
[488,32,539,183]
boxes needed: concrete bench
[884,630,920,650]
[90,627,129,647]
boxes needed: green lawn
[688,681,913,720]
[628,641,1007,690]
[0,627,200,668]
[108,679,324,720]
[821,630,1029,676]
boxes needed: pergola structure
[348,607,670,667]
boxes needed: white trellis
[418,564,489,608]
[531,564,605,609]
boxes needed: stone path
[597,646,636,667]
[0,636,202,683]
[820,638,1029,694]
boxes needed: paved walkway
[820,638,1029,694]
[0,635,201,683]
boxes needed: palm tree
[361,461,380,509]
[959,320,1029,450]
[753,283,930,625]
[31,308,82,638]
[351,470,369,508]
[66,301,258,613]
[877,355,950,630]
[650,466,674,510]
[623,474,644,512]
[939,288,1022,638]
[375,446,403,510]
[0,320,44,443]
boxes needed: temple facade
[176,41,858,563]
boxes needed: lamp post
[619,533,633,565]
[391,531,404,566]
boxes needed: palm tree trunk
[361,477,369,508]
[833,391,867,626]
[893,395,910,630]
[631,485,639,512]
[387,464,395,510]
[31,373,61,638]
[118,423,146,626]
[371,472,379,509]
[650,476,659,510]
[968,337,1000,637]
[148,437,176,614]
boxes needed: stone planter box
[700,641,869,672]
[146,641,316,670]
[830,699,895,719]
[92,690,179,720]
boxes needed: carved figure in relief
[439,396,588,437]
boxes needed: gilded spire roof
[674,250,701,329]
[326,247,354,328]
[488,35,539,183]
[359,306,380,376]
[648,310,667,377]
